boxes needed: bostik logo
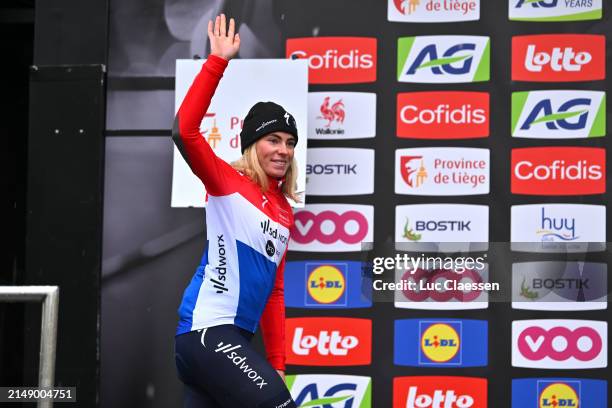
[512,91,605,139]
[509,0,602,22]
[286,37,377,84]
[397,92,489,139]
[397,36,490,83]
[512,35,605,82]
[287,375,372,408]
[511,147,605,195]
[388,0,480,23]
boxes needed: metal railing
[0,286,59,408]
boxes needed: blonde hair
[231,145,301,202]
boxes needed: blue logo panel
[512,378,607,408]
[285,261,372,308]
[394,319,487,367]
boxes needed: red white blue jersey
[172,55,292,369]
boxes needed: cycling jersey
[172,55,293,370]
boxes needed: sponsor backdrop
[102,0,611,407]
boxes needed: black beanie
[239,102,298,153]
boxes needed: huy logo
[397,36,490,83]
[512,91,606,139]
[396,148,490,195]
[511,147,605,195]
[393,376,487,408]
[510,0,602,22]
[289,204,374,252]
[308,92,377,140]
[397,92,489,139]
[512,320,607,369]
[537,207,576,242]
[512,35,605,82]
[388,0,480,22]
[286,37,377,84]
[287,375,372,408]
[307,265,346,305]
[286,318,372,366]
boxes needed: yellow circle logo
[539,383,579,408]
[420,323,460,363]
[307,265,346,304]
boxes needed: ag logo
[510,0,602,22]
[265,240,275,257]
[307,265,346,304]
[512,91,605,139]
[397,36,490,83]
[287,374,372,408]
[420,323,460,363]
[539,382,579,408]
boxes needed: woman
[173,14,298,408]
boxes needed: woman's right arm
[172,15,240,194]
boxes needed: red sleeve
[172,54,237,196]
[259,250,288,371]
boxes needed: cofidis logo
[512,378,607,408]
[397,92,489,139]
[512,319,607,369]
[512,91,605,139]
[397,36,490,83]
[509,0,602,22]
[289,204,374,252]
[306,148,375,196]
[511,147,605,195]
[394,319,488,367]
[285,261,372,309]
[393,376,487,408]
[388,0,479,22]
[286,317,371,366]
[287,374,372,408]
[396,148,490,195]
[287,37,377,84]
[512,35,605,82]
[512,262,607,311]
[309,92,377,140]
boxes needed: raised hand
[208,14,240,61]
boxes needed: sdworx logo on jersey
[309,92,377,140]
[397,36,490,83]
[393,376,487,408]
[388,0,480,23]
[512,378,607,408]
[286,374,372,408]
[509,0,602,22]
[511,91,605,139]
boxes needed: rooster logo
[318,97,346,127]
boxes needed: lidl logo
[397,36,490,83]
[394,319,488,367]
[287,374,372,408]
[509,0,602,22]
[512,91,605,139]
[286,261,372,309]
[512,378,607,408]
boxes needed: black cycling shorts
[175,325,297,408]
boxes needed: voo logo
[402,269,484,302]
[292,211,368,244]
[518,326,602,361]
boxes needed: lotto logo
[286,317,372,366]
[511,147,605,195]
[512,320,607,369]
[286,37,377,84]
[289,204,374,252]
[393,376,487,408]
[397,92,489,139]
[512,35,605,82]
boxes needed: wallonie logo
[511,147,605,195]
[388,0,480,23]
[512,34,605,82]
[509,0,602,22]
[287,37,377,84]
[397,36,490,83]
[512,378,607,408]
[285,260,372,309]
[512,319,607,369]
[287,374,372,408]
[393,376,487,408]
[286,317,371,366]
[309,92,377,140]
[289,204,374,252]
[394,319,488,367]
[512,91,605,139]
[397,92,489,139]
